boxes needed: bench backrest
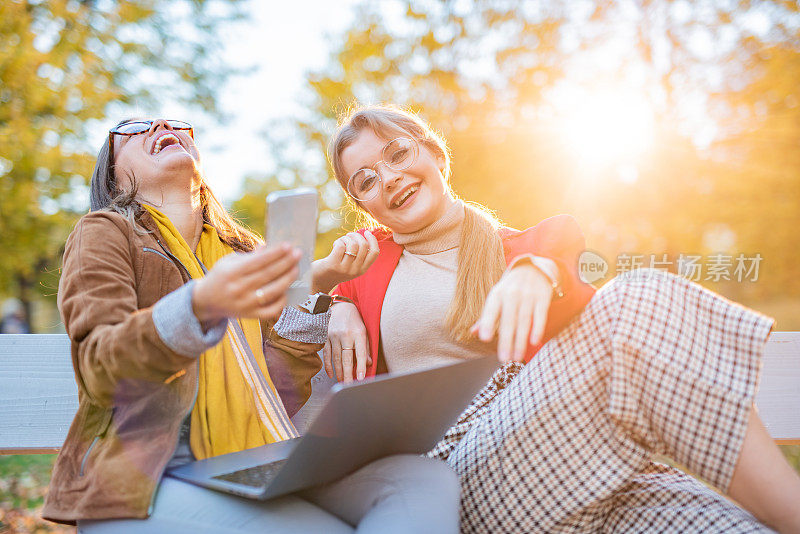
[1,333,799,453]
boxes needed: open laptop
[167,356,499,500]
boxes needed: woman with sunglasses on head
[313,105,800,533]
[42,118,460,533]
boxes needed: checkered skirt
[428,269,776,532]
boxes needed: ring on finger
[255,287,267,305]
[341,347,355,351]
[344,251,357,258]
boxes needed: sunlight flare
[556,86,656,172]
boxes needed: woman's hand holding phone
[311,230,380,294]
[192,243,300,327]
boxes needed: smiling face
[340,128,455,234]
[112,119,201,196]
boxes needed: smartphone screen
[265,188,319,307]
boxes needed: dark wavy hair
[89,118,259,252]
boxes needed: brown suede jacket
[43,210,323,524]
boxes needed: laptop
[167,356,499,500]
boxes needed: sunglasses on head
[108,120,193,163]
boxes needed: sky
[104,0,361,205]
[203,0,361,203]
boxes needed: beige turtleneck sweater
[380,200,497,374]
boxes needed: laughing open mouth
[152,133,181,155]
[391,184,419,208]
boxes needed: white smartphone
[265,187,319,307]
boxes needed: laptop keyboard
[212,459,288,488]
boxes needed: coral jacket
[334,214,597,378]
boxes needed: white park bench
[1,332,798,455]
[0,334,335,454]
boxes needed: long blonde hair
[329,105,506,341]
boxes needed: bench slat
[754,332,800,444]
[1,332,799,453]
[0,335,77,452]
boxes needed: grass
[0,455,73,534]
[782,444,800,471]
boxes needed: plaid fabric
[427,269,775,533]
[600,462,769,533]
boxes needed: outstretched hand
[192,243,300,326]
[471,261,556,363]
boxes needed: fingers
[327,301,368,382]
[337,234,358,262]
[341,342,354,384]
[512,300,534,362]
[330,336,344,382]
[238,247,300,291]
[476,290,501,343]
[329,237,348,263]
[337,332,367,383]
[237,243,297,277]
[354,333,369,381]
[253,296,287,321]
[341,232,368,262]
[473,268,554,363]
[336,231,378,272]
[496,298,517,363]
[199,244,299,322]
[327,234,358,277]
[323,340,333,379]
[530,299,549,346]
[250,265,299,312]
[314,231,379,294]
[362,230,380,269]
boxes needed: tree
[0,0,243,326]
[708,41,800,298]
[240,0,800,303]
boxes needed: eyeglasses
[108,120,193,163]
[346,137,419,201]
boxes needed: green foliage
[0,0,244,320]
[0,455,55,509]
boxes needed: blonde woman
[312,105,800,533]
[44,118,460,533]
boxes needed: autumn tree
[0,0,243,326]
[238,0,800,304]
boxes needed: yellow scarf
[143,205,298,459]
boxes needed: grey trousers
[78,454,460,534]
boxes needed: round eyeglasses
[346,137,419,202]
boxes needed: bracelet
[532,262,565,300]
[512,256,565,300]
